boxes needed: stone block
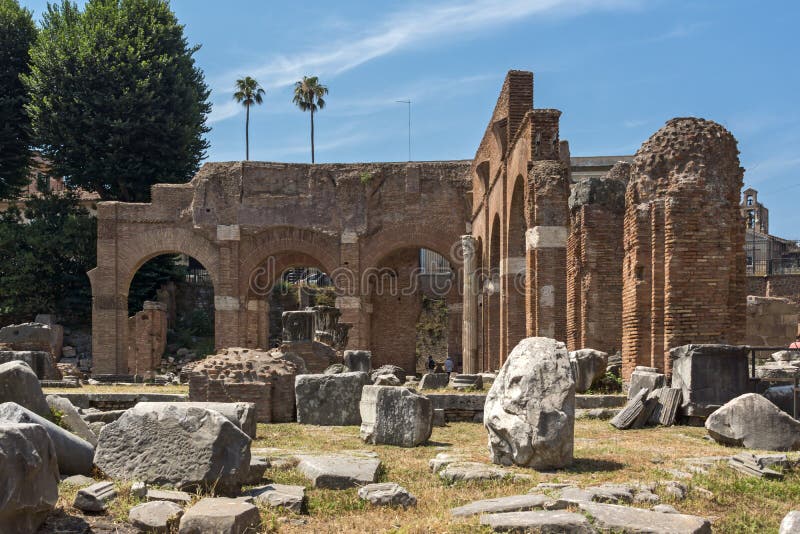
[296,454,381,489]
[432,408,446,427]
[0,361,51,418]
[670,344,749,417]
[0,402,95,475]
[628,366,664,400]
[359,385,433,447]
[569,348,608,393]
[129,501,184,533]
[146,488,192,505]
[450,373,483,390]
[451,493,553,517]
[0,350,57,381]
[343,350,371,373]
[179,497,261,534]
[295,372,369,425]
[577,501,711,533]
[282,311,314,342]
[248,484,306,513]
[136,401,257,439]
[358,482,416,507]
[419,373,449,390]
[705,393,800,451]
[480,510,594,533]
[0,422,59,533]
[74,481,117,512]
[46,395,98,446]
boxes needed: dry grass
[49,416,799,533]
[42,384,189,395]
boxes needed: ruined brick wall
[745,295,798,346]
[622,118,745,379]
[90,161,470,375]
[126,301,167,377]
[749,274,800,306]
[566,166,627,354]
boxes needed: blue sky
[20,0,800,236]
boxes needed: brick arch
[238,226,340,297]
[361,225,461,272]
[117,227,220,295]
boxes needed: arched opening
[244,250,335,348]
[486,214,502,371]
[505,176,527,360]
[367,246,456,375]
[127,253,214,379]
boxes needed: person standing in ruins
[427,355,436,372]
[444,355,454,376]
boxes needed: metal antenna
[396,99,411,161]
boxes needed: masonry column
[215,224,241,349]
[461,235,479,373]
[337,229,368,349]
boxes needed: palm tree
[233,76,265,160]
[292,76,328,163]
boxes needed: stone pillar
[282,310,314,342]
[127,301,167,378]
[461,235,479,373]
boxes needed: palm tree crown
[233,76,265,160]
[292,76,328,163]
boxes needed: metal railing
[746,259,800,276]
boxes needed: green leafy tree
[0,192,96,326]
[24,0,211,202]
[233,76,265,161]
[0,0,36,199]
[292,75,328,164]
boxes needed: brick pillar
[525,160,569,341]
[215,225,241,350]
[566,172,626,353]
[461,235,479,373]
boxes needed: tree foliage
[0,0,36,199]
[24,0,211,202]
[0,192,96,326]
[292,75,328,163]
[233,76,265,161]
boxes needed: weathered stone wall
[90,162,470,375]
[622,118,746,379]
[567,167,627,354]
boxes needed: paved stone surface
[295,372,369,425]
[485,337,575,469]
[74,481,117,512]
[249,484,306,513]
[297,454,381,489]
[480,510,595,533]
[705,393,800,450]
[451,494,554,517]
[0,401,94,475]
[129,500,184,533]
[0,422,59,533]
[360,385,432,447]
[94,403,251,494]
[0,361,51,417]
[178,497,261,534]
[438,461,507,483]
[578,501,711,533]
[358,482,417,507]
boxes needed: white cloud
[208,0,643,123]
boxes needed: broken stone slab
[628,366,664,400]
[670,344,750,418]
[0,361,52,419]
[249,484,306,513]
[73,481,117,512]
[485,337,575,469]
[370,365,406,384]
[94,403,251,494]
[705,393,800,451]
[578,501,711,533]
[728,453,784,479]
[62,474,96,487]
[146,488,192,505]
[450,373,483,390]
[343,350,371,373]
[296,454,381,489]
[358,482,417,507]
[0,401,94,475]
[432,408,446,427]
[428,452,465,473]
[559,484,634,505]
[81,409,126,424]
[569,348,608,393]
[648,387,682,426]
[295,372,369,425]
[242,456,268,485]
[136,401,257,439]
[46,394,98,447]
[178,497,261,534]
[756,363,800,381]
[451,494,554,517]
[419,372,449,390]
[373,374,401,386]
[610,388,648,429]
[780,511,800,534]
[438,461,508,483]
[633,389,660,428]
[129,500,184,533]
[0,422,59,533]
[480,510,595,533]
[359,385,432,447]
